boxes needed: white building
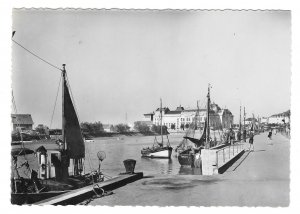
[261,117,268,124]
[268,110,290,124]
[146,103,234,131]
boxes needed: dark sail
[183,121,207,147]
[63,78,85,159]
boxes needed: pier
[35,172,143,205]
[87,133,289,206]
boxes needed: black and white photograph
[2,4,297,208]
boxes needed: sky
[12,9,291,128]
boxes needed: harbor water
[84,133,202,177]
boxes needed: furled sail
[63,78,85,159]
[183,120,207,148]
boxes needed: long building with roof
[11,114,34,131]
[267,110,290,124]
[142,103,233,131]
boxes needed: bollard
[123,159,136,174]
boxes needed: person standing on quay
[268,129,273,140]
[249,131,254,151]
[243,129,247,142]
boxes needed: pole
[60,64,69,180]
[160,98,163,145]
[243,107,246,128]
[239,106,242,132]
[206,84,210,149]
[62,64,66,150]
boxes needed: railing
[279,129,290,139]
[214,142,245,168]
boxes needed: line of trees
[134,121,169,135]
[80,121,104,135]
[80,122,131,136]
[110,123,131,133]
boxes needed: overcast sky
[12,9,291,128]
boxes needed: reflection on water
[178,166,202,175]
[85,134,202,176]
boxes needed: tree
[35,124,49,135]
[151,125,169,135]
[134,121,150,133]
[80,121,104,135]
[185,123,190,129]
[180,124,185,130]
[114,123,130,133]
[171,124,176,130]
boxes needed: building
[268,110,290,124]
[147,103,234,131]
[244,118,258,126]
[143,112,154,122]
[11,114,34,132]
[260,117,268,124]
[103,124,113,132]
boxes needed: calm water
[84,133,202,177]
[13,133,205,178]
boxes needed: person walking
[267,129,273,145]
[243,129,247,142]
[249,131,254,151]
[268,129,273,140]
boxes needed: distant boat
[141,99,173,159]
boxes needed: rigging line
[12,39,62,72]
[12,91,18,113]
[12,93,31,177]
[49,75,62,129]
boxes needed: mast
[62,64,67,150]
[205,84,210,149]
[243,106,246,129]
[160,98,163,145]
[239,106,242,132]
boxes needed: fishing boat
[177,84,220,167]
[141,99,173,159]
[177,121,206,166]
[11,64,105,205]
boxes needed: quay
[87,132,289,206]
[35,172,143,205]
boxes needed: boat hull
[11,191,68,205]
[178,150,201,168]
[141,147,173,159]
[178,153,194,166]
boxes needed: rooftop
[270,110,290,118]
[11,114,34,125]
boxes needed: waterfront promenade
[89,132,289,206]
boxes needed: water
[84,133,201,177]
[12,133,205,178]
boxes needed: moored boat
[141,99,172,159]
[11,64,105,204]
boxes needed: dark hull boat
[177,148,194,166]
[11,65,104,204]
[177,85,212,168]
[177,133,206,167]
